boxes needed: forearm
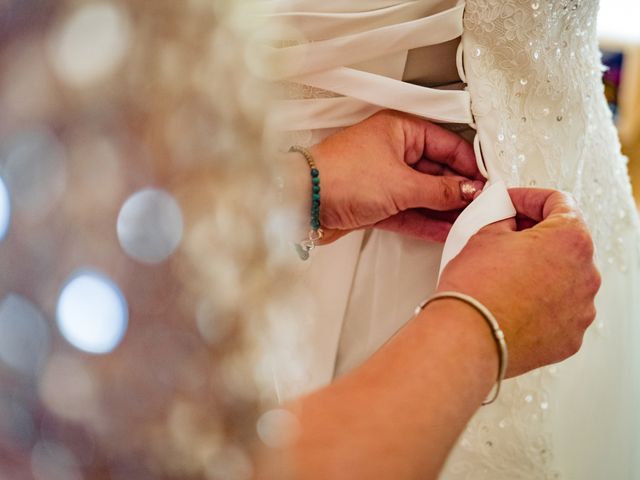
[258,300,498,480]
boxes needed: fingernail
[460,181,484,201]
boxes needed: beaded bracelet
[289,145,324,260]
[414,291,508,406]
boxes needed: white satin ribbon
[264,0,457,41]
[262,4,464,79]
[260,0,465,18]
[260,0,409,14]
[438,181,516,277]
[289,68,472,124]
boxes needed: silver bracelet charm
[295,228,324,261]
[415,291,508,406]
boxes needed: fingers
[399,171,484,211]
[482,188,580,234]
[508,188,577,222]
[401,114,481,179]
[414,159,458,177]
[375,211,453,242]
[415,208,463,224]
[478,217,517,234]
[514,215,538,231]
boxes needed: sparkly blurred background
[599,0,640,207]
[0,1,305,479]
[0,0,638,479]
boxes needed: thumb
[478,188,571,235]
[399,171,485,211]
[509,187,577,222]
[479,216,517,234]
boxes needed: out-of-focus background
[0,1,289,479]
[598,0,640,206]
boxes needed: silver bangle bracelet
[415,291,508,406]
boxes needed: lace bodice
[439,1,640,478]
[463,0,639,270]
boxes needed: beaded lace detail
[463,0,639,271]
[441,1,640,478]
[442,367,563,479]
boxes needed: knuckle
[584,305,597,328]
[449,137,467,165]
[577,238,594,261]
[589,268,602,295]
[562,224,594,259]
[567,335,584,357]
[575,304,597,331]
[579,228,595,254]
[439,179,455,204]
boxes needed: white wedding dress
[262,0,640,478]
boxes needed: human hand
[436,188,601,377]
[308,110,484,244]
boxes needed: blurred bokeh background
[0,1,301,479]
[598,0,640,206]
[0,0,638,479]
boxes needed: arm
[283,299,496,480]
[257,189,599,480]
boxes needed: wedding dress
[262,0,640,477]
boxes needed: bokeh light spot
[31,440,83,480]
[205,446,253,480]
[0,176,10,241]
[0,393,35,449]
[49,2,131,87]
[0,294,50,377]
[56,271,128,354]
[39,354,98,423]
[117,188,184,264]
[3,127,67,222]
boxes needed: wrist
[418,299,499,392]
